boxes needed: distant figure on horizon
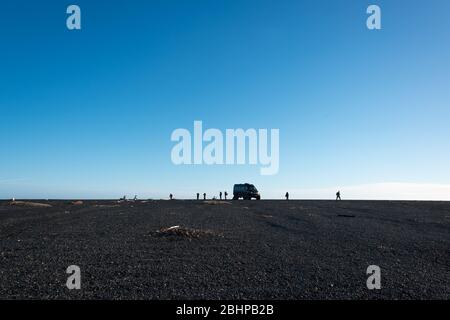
[196,193,200,200]
[285,192,289,200]
[336,191,341,201]
[170,194,173,200]
[224,191,228,200]
[220,192,223,200]
[203,193,206,200]
[133,195,137,201]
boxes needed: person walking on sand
[224,191,228,200]
[203,193,206,200]
[196,193,200,200]
[220,192,223,200]
[285,192,289,200]
[336,191,341,201]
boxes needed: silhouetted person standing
[220,192,223,200]
[224,191,228,200]
[196,193,199,200]
[285,192,289,200]
[203,193,206,200]
[336,191,341,201]
[170,194,173,200]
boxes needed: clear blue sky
[1,0,450,199]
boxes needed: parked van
[233,184,261,200]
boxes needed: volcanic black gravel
[0,200,449,299]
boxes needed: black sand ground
[0,200,448,299]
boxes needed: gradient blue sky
[1,0,450,199]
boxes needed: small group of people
[170,193,230,200]
[195,193,205,200]
[284,191,342,200]
[195,191,228,200]
[119,195,138,201]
